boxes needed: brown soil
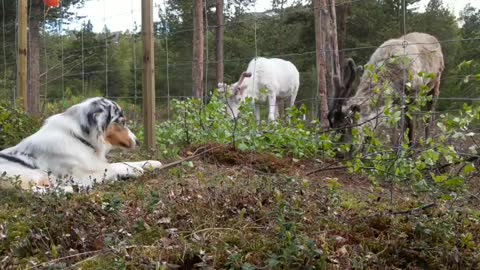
[182,143,376,195]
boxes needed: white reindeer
[329,32,444,143]
[218,57,300,121]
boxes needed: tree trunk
[314,0,340,128]
[326,0,341,110]
[313,0,329,129]
[88,75,93,96]
[215,0,224,84]
[192,0,204,99]
[336,3,347,78]
[28,1,42,116]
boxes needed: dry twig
[156,145,224,171]
[306,165,347,175]
[25,250,104,270]
[390,203,437,215]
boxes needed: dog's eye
[115,117,126,126]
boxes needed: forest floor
[1,144,479,269]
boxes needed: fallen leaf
[158,217,171,224]
[335,246,348,257]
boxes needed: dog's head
[68,97,140,150]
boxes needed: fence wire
[0,0,479,138]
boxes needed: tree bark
[215,0,224,84]
[336,3,347,78]
[17,0,28,111]
[314,0,340,128]
[326,0,341,110]
[313,0,329,129]
[142,0,156,149]
[28,1,42,116]
[192,0,204,99]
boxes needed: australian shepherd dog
[0,97,162,192]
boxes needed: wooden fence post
[192,0,204,99]
[17,0,28,110]
[215,0,224,85]
[142,0,156,149]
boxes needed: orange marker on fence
[43,0,60,17]
[43,0,60,8]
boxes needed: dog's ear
[86,108,105,133]
[108,101,127,125]
[107,100,128,126]
[81,98,125,135]
[85,98,110,133]
[101,100,126,130]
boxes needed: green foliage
[442,60,480,109]
[0,0,475,115]
[460,4,480,61]
[155,92,337,159]
[0,102,40,150]
[440,4,480,110]
[2,1,480,268]
[2,158,479,269]
[344,70,479,198]
[263,196,327,269]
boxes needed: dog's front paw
[55,185,74,194]
[108,163,144,180]
[141,160,163,170]
[25,173,52,192]
[125,165,144,178]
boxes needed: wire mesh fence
[1,0,479,133]
[3,2,480,268]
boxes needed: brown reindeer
[329,32,445,146]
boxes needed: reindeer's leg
[288,94,304,121]
[425,78,441,140]
[284,95,294,123]
[284,96,291,123]
[275,101,280,119]
[277,97,287,118]
[268,95,277,121]
[255,105,261,123]
[406,115,414,146]
[249,99,260,124]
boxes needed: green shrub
[344,69,480,198]
[0,102,40,150]
[155,92,338,159]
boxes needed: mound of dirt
[184,143,292,173]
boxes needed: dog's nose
[135,139,140,146]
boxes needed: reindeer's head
[217,71,252,118]
[328,58,363,131]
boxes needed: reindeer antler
[237,72,252,87]
[343,58,359,99]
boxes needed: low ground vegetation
[0,93,480,269]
